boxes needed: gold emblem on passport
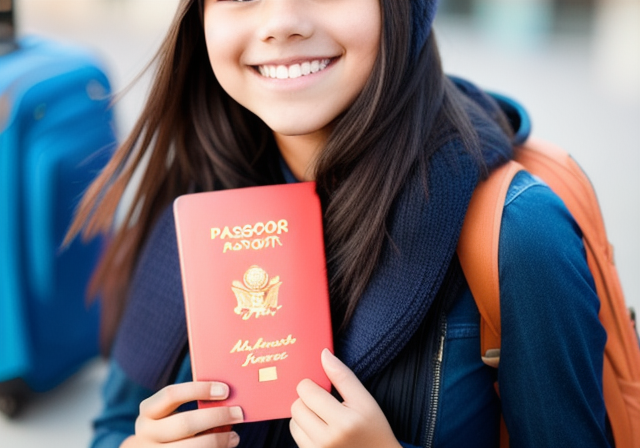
[232,266,282,320]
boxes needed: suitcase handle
[0,0,17,56]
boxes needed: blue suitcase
[0,31,117,416]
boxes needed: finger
[320,349,377,410]
[291,396,335,447]
[138,406,243,443]
[295,378,339,423]
[291,394,329,430]
[140,382,229,420]
[290,417,317,448]
[171,430,240,448]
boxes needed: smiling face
[203,0,381,144]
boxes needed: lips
[257,58,332,80]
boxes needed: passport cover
[173,182,333,423]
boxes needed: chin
[264,120,330,138]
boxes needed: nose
[256,0,314,43]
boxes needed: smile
[257,59,332,80]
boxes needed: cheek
[207,47,246,105]
[337,10,381,80]
[205,31,230,74]
[360,16,382,67]
[340,32,381,97]
[203,14,244,89]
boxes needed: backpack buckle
[482,349,501,368]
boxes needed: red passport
[173,182,333,422]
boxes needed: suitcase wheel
[0,379,29,419]
[0,393,24,418]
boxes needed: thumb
[320,349,374,407]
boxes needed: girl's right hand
[120,381,244,448]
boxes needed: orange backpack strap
[457,159,522,448]
[457,159,524,368]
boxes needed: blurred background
[1,0,638,446]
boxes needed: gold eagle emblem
[232,265,282,320]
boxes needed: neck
[274,131,328,182]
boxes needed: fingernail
[210,383,227,398]
[230,406,244,422]
[228,431,240,447]
[321,348,342,371]
[322,348,337,363]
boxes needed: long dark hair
[68,0,510,349]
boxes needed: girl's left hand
[290,349,402,448]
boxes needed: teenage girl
[69,1,611,447]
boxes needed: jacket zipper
[424,313,447,448]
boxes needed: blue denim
[497,172,609,447]
[91,172,610,448]
[418,171,608,448]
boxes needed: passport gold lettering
[241,351,288,367]
[211,220,288,240]
[230,335,297,368]
[230,335,297,353]
[212,220,288,253]
[222,235,282,253]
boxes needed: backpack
[457,137,640,448]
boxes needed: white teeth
[258,59,331,80]
[289,64,302,79]
[276,65,288,79]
